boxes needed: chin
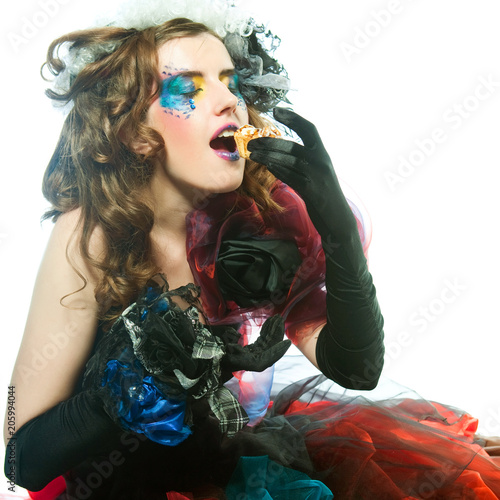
[208,179,243,195]
[204,166,245,194]
[190,180,242,208]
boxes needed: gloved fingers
[221,344,260,372]
[224,343,246,361]
[257,339,292,370]
[273,107,321,149]
[232,340,291,372]
[261,314,286,342]
[248,148,310,190]
[248,136,308,159]
[223,341,291,372]
[253,315,286,349]
[210,324,242,345]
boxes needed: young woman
[4,3,499,499]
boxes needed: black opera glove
[248,108,385,390]
[247,107,357,240]
[216,315,291,374]
[4,391,121,492]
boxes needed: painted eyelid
[222,74,240,92]
[164,75,201,95]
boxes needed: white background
[1,0,500,495]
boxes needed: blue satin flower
[102,357,191,446]
[141,286,170,321]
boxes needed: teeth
[217,130,235,138]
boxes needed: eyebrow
[163,68,236,79]
[220,69,237,78]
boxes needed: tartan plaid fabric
[180,309,249,436]
[122,298,249,437]
[208,387,250,437]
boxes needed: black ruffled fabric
[82,282,249,442]
[224,30,291,113]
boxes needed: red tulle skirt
[21,375,500,499]
[264,375,500,499]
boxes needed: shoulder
[49,209,107,284]
[54,208,106,256]
[5,210,105,435]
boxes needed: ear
[128,137,152,155]
[118,129,152,156]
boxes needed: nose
[214,81,238,115]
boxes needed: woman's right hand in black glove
[4,212,123,492]
[5,390,121,492]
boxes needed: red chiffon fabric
[279,391,500,499]
[185,181,326,342]
[185,181,369,343]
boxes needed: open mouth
[210,127,240,161]
[209,130,237,153]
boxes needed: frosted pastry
[234,124,281,160]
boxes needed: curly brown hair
[41,18,281,325]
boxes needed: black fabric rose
[131,308,201,381]
[215,238,302,308]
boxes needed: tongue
[210,137,236,152]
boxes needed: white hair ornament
[53,0,290,113]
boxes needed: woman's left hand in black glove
[247,107,357,241]
[247,108,384,390]
[214,315,291,374]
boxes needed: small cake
[234,124,281,159]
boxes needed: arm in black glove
[247,108,384,390]
[4,390,121,492]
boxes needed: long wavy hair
[42,18,281,325]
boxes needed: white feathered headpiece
[53,0,290,113]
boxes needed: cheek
[236,93,247,111]
[153,110,201,161]
[159,98,197,120]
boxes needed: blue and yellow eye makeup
[159,67,246,118]
[160,69,204,119]
[220,72,246,110]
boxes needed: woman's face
[146,33,249,205]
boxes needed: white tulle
[106,0,255,38]
[50,0,291,113]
